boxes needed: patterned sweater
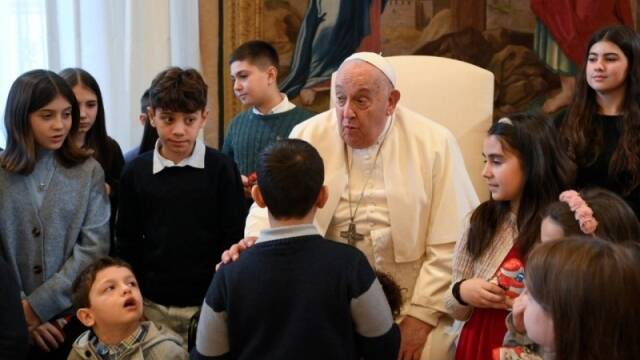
[444,212,518,320]
[221,106,315,175]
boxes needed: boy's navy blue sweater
[190,234,400,360]
[116,148,246,306]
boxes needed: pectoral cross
[340,222,364,246]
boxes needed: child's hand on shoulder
[217,236,258,270]
[460,278,509,310]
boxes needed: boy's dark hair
[256,139,323,219]
[137,88,158,155]
[376,271,403,320]
[148,67,207,113]
[229,40,280,72]
[140,88,150,114]
[71,257,134,310]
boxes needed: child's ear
[251,185,266,208]
[267,66,277,86]
[316,185,329,209]
[147,107,157,128]
[76,308,96,328]
[200,109,209,125]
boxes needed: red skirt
[455,247,524,360]
[455,307,510,360]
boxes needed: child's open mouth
[123,298,137,308]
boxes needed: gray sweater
[0,153,110,322]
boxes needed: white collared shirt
[257,224,319,244]
[152,139,206,174]
[252,93,296,115]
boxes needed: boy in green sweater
[222,40,315,199]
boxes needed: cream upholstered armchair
[331,55,494,201]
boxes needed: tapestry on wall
[219,0,637,134]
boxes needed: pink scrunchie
[558,190,599,235]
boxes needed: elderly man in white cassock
[224,52,479,359]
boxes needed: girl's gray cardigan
[0,155,110,322]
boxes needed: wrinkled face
[230,60,274,106]
[334,61,397,149]
[482,135,525,206]
[540,216,565,243]
[72,84,98,134]
[86,266,143,329]
[150,108,208,163]
[586,40,629,96]
[522,289,555,349]
[29,95,72,151]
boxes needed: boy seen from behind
[191,139,400,360]
[116,67,246,345]
[68,257,187,360]
[222,40,315,199]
